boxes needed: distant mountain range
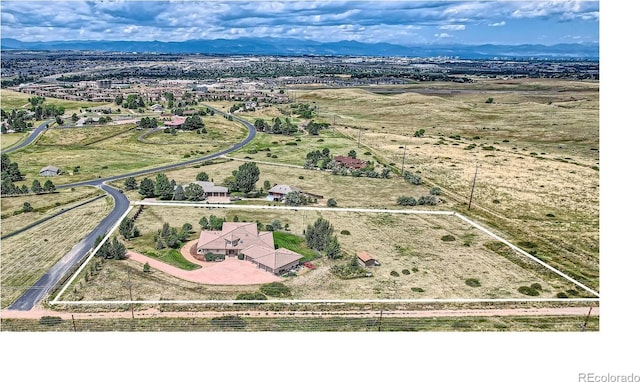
[0,37,599,59]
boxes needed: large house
[196,222,302,275]
[267,184,323,202]
[334,155,368,170]
[164,116,187,128]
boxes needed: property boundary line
[50,205,135,303]
[49,202,600,305]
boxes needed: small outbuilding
[357,251,379,267]
[39,165,60,176]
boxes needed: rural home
[196,222,302,274]
[164,116,187,128]
[39,165,60,176]
[357,251,379,267]
[185,181,229,198]
[334,156,368,170]
[267,184,323,202]
[150,104,164,112]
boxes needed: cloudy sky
[0,1,600,45]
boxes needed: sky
[0,0,600,45]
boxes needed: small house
[334,155,368,170]
[39,165,60,176]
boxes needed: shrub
[518,286,540,296]
[397,196,417,206]
[492,199,500,204]
[260,282,292,297]
[546,213,555,218]
[411,287,424,292]
[465,278,481,287]
[248,149,258,154]
[39,316,63,326]
[482,146,496,151]
[402,269,410,275]
[485,97,494,103]
[236,292,267,300]
[567,289,579,296]
[531,283,542,290]
[327,198,338,208]
[143,262,151,273]
[210,315,246,330]
[441,235,456,242]
[390,271,399,277]
[411,267,419,273]
[285,142,297,146]
[340,230,350,235]
[237,253,245,260]
[556,292,569,298]
[298,175,304,179]
[429,187,441,195]
[271,155,278,158]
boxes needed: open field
[0,89,109,113]
[0,186,102,236]
[0,314,598,332]
[0,132,28,149]
[142,115,246,145]
[5,114,248,184]
[56,205,592,304]
[286,79,598,290]
[0,197,111,308]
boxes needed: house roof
[164,116,187,126]
[334,155,367,168]
[268,184,300,195]
[357,251,374,262]
[39,165,60,173]
[243,245,303,270]
[197,222,273,252]
[188,181,228,194]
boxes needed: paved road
[2,119,53,154]
[7,107,257,311]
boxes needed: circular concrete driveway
[127,240,281,285]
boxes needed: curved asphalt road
[2,119,53,154]
[7,107,256,310]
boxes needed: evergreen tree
[31,179,43,194]
[124,177,138,191]
[174,184,185,201]
[154,173,174,200]
[43,179,56,193]
[139,178,155,198]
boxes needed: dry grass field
[58,205,591,304]
[0,186,102,236]
[6,114,248,184]
[0,132,28,149]
[0,197,111,308]
[0,89,108,113]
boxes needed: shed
[357,251,378,267]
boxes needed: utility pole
[468,164,479,210]
[378,309,383,332]
[72,314,77,332]
[357,129,362,147]
[124,268,135,320]
[400,145,407,176]
[580,306,593,331]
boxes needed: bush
[237,253,245,260]
[411,287,424,292]
[143,262,151,273]
[236,292,267,300]
[402,269,410,275]
[556,292,568,298]
[248,149,258,154]
[210,315,246,330]
[260,282,292,297]
[390,271,399,277]
[518,286,540,296]
[298,175,304,179]
[441,235,456,242]
[39,316,63,326]
[327,198,338,208]
[411,267,419,273]
[430,187,441,195]
[465,278,481,287]
[531,283,542,290]
[397,196,417,206]
[340,230,350,235]
[285,142,297,146]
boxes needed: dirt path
[0,306,598,320]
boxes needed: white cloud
[439,24,465,31]
[434,33,452,39]
[489,21,506,27]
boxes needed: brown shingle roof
[357,251,374,262]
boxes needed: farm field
[56,205,594,304]
[0,197,111,308]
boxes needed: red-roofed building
[334,155,368,170]
[196,222,302,274]
[357,251,378,267]
[164,116,187,128]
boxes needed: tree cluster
[304,148,332,169]
[305,120,329,135]
[225,162,260,195]
[403,171,422,185]
[155,222,192,249]
[118,217,140,240]
[397,195,439,206]
[199,215,225,231]
[253,117,298,135]
[1,109,34,133]
[138,117,158,129]
[305,217,341,259]
[181,115,205,131]
[94,235,127,260]
[121,94,145,109]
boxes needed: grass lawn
[273,231,319,262]
[1,132,28,149]
[0,89,109,112]
[139,249,201,271]
[0,197,111,308]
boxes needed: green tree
[173,184,185,201]
[154,173,174,200]
[110,236,127,260]
[347,149,357,159]
[124,177,138,191]
[271,220,282,231]
[234,162,260,195]
[184,183,205,201]
[325,235,341,259]
[31,179,43,194]
[196,172,209,182]
[143,262,151,273]
[284,191,307,206]
[327,198,337,207]
[43,179,56,193]
[119,217,139,240]
[305,217,335,253]
[139,177,155,198]
[199,216,210,230]
[22,202,33,212]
